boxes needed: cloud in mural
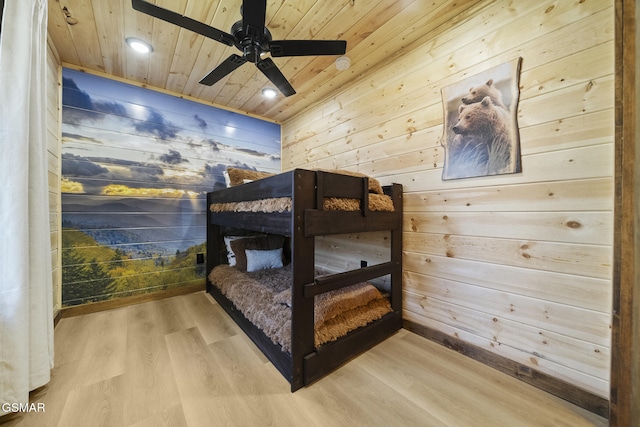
[68,176,203,197]
[134,108,178,140]
[61,178,85,194]
[229,161,264,172]
[64,158,220,196]
[63,76,181,143]
[204,163,226,175]
[236,147,265,156]
[234,147,281,161]
[89,157,165,184]
[203,163,228,190]
[90,156,162,171]
[201,163,227,180]
[194,114,207,130]
[101,184,200,198]
[62,153,109,176]
[62,132,103,144]
[62,77,92,109]
[62,77,128,125]
[158,149,189,165]
[62,152,165,180]
[184,137,203,150]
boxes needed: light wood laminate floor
[1,291,607,427]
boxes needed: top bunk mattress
[210,168,395,213]
[209,193,394,213]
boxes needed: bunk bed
[206,168,403,391]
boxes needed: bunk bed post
[206,192,221,294]
[390,183,403,313]
[290,169,317,391]
[362,177,370,216]
[315,171,324,210]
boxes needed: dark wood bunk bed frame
[206,168,403,391]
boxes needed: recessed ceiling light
[125,37,154,54]
[335,56,351,71]
[262,88,277,98]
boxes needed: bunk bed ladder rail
[303,262,398,298]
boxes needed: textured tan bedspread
[208,265,392,353]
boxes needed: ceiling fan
[131,0,347,97]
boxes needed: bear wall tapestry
[441,58,522,180]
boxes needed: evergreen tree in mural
[61,248,115,305]
[86,258,116,300]
[61,248,88,304]
[111,248,127,268]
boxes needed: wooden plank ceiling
[48,0,480,122]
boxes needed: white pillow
[245,248,283,272]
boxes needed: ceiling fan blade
[132,0,234,46]
[269,40,347,57]
[242,0,267,39]
[199,54,247,86]
[256,58,296,97]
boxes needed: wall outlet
[361,260,368,268]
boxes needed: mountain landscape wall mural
[61,68,281,306]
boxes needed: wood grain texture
[610,0,638,424]
[0,292,607,427]
[403,320,610,419]
[122,304,182,426]
[281,0,615,401]
[46,0,494,122]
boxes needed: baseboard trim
[53,309,63,327]
[58,283,205,319]
[403,319,609,419]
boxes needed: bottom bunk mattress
[207,264,392,354]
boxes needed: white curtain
[0,0,54,415]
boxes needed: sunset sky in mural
[62,68,281,197]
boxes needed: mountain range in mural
[62,194,205,257]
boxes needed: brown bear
[446,96,516,177]
[461,78,507,109]
[453,95,510,138]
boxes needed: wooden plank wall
[281,0,614,399]
[47,37,62,315]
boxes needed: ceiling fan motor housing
[231,20,271,63]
